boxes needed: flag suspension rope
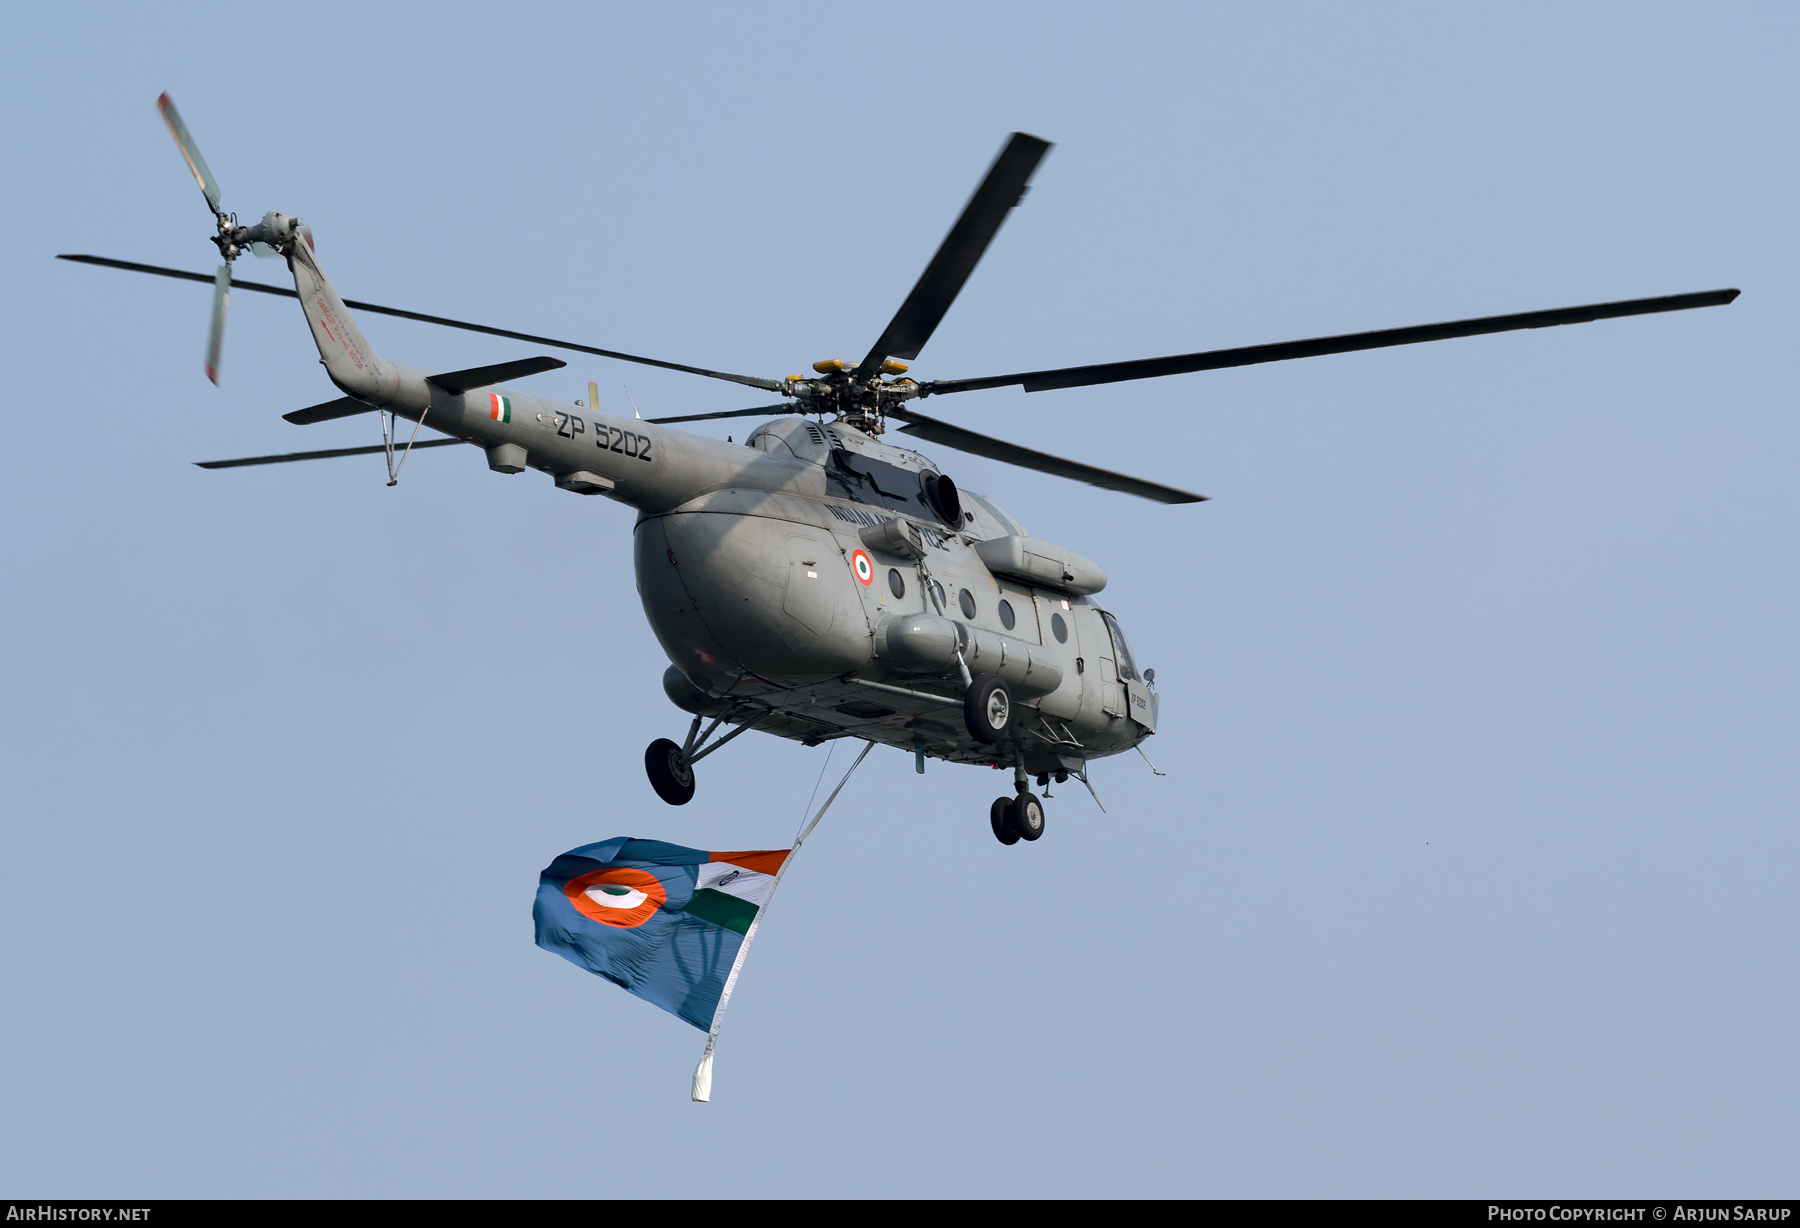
[691,739,876,1102]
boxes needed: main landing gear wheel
[644,737,696,806]
[964,673,1014,744]
[1011,791,1046,841]
[990,796,1020,845]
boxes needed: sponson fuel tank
[874,612,1064,698]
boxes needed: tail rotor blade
[156,93,222,216]
[205,263,229,384]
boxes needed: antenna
[624,385,642,420]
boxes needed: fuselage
[634,417,1156,771]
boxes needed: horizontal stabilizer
[284,396,375,425]
[424,355,566,394]
[196,437,466,469]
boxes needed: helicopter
[60,96,1739,846]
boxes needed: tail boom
[289,239,400,406]
[278,230,819,513]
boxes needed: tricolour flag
[489,393,512,423]
[534,838,789,1031]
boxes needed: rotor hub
[784,368,922,434]
[212,210,308,264]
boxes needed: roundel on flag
[850,549,874,586]
[564,866,668,929]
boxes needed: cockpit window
[1100,611,1139,682]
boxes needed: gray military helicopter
[62,96,1738,845]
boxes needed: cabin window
[1051,612,1068,643]
[888,568,906,599]
[998,599,1016,630]
[958,588,977,620]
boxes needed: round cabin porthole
[1051,612,1068,643]
[998,599,1016,630]
[958,588,977,620]
[888,568,906,599]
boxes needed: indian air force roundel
[850,549,874,586]
[535,838,790,1030]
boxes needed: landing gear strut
[645,705,766,806]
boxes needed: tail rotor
[204,263,228,385]
[157,92,232,384]
[155,92,221,218]
[156,92,308,385]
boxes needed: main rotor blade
[56,255,785,393]
[155,93,221,216]
[205,264,229,385]
[922,288,1743,396]
[195,437,466,469]
[855,133,1052,377]
[887,406,1205,504]
[645,403,792,425]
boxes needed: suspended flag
[534,838,789,1032]
[535,741,876,1101]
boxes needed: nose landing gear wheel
[990,796,1020,845]
[1010,791,1046,841]
[645,737,696,806]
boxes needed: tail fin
[288,240,398,405]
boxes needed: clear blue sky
[2,0,1794,1198]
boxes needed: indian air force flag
[534,838,788,1031]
